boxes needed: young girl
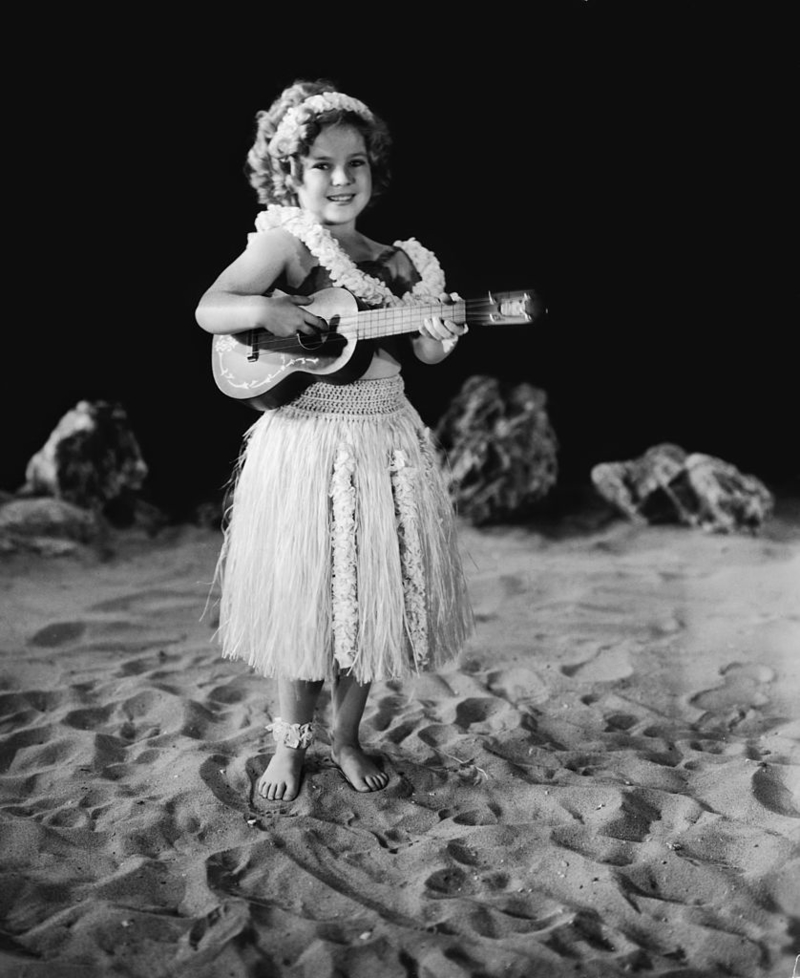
[196,79,473,802]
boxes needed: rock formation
[22,400,148,511]
[1,400,158,554]
[434,376,558,525]
[20,401,147,510]
[0,498,103,555]
[591,443,774,533]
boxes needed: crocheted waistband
[283,376,408,418]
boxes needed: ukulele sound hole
[298,331,325,352]
[297,329,347,353]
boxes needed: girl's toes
[332,746,388,793]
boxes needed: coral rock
[591,443,774,533]
[434,375,558,525]
[0,497,103,555]
[23,401,148,510]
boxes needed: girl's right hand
[264,294,327,338]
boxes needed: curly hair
[245,79,392,206]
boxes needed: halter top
[272,245,423,371]
[276,245,422,302]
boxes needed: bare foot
[256,744,308,801]
[331,741,389,792]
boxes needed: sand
[1,495,798,978]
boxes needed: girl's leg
[257,678,323,801]
[330,674,389,792]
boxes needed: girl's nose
[331,165,352,186]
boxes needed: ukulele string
[239,298,503,354]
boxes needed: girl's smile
[292,124,372,229]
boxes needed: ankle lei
[249,204,446,306]
[266,717,315,749]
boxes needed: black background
[5,5,796,518]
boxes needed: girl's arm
[195,229,325,338]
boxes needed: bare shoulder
[243,226,304,265]
[206,227,308,295]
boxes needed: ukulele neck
[356,300,467,340]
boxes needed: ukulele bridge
[246,330,260,362]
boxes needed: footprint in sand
[752,763,800,819]
[597,790,664,843]
[603,712,638,732]
[116,656,165,677]
[470,573,529,623]
[89,589,200,615]
[561,645,634,682]
[28,618,183,656]
[180,700,223,740]
[452,806,501,826]
[28,621,87,647]
[446,840,482,867]
[0,689,67,719]
[454,697,508,732]
[206,684,248,705]
[181,902,252,955]
[486,667,550,707]
[418,724,460,748]
[691,662,776,712]
[425,865,473,897]
[63,704,116,731]
[369,693,413,733]
[199,755,251,815]
[3,732,83,775]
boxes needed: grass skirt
[217,376,474,683]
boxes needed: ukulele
[211,287,543,410]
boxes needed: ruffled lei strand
[249,205,446,306]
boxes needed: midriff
[361,348,402,380]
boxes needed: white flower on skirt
[390,449,429,667]
[330,445,359,669]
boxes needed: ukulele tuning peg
[487,290,535,324]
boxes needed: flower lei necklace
[249,205,445,306]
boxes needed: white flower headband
[269,92,374,158]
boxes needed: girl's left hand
[419,293,469,345]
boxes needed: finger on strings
[427,316,453,341]
[297,323,320,335]
[422,316,443,339]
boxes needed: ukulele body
[210,285,541,410]
[211,288,372,410]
